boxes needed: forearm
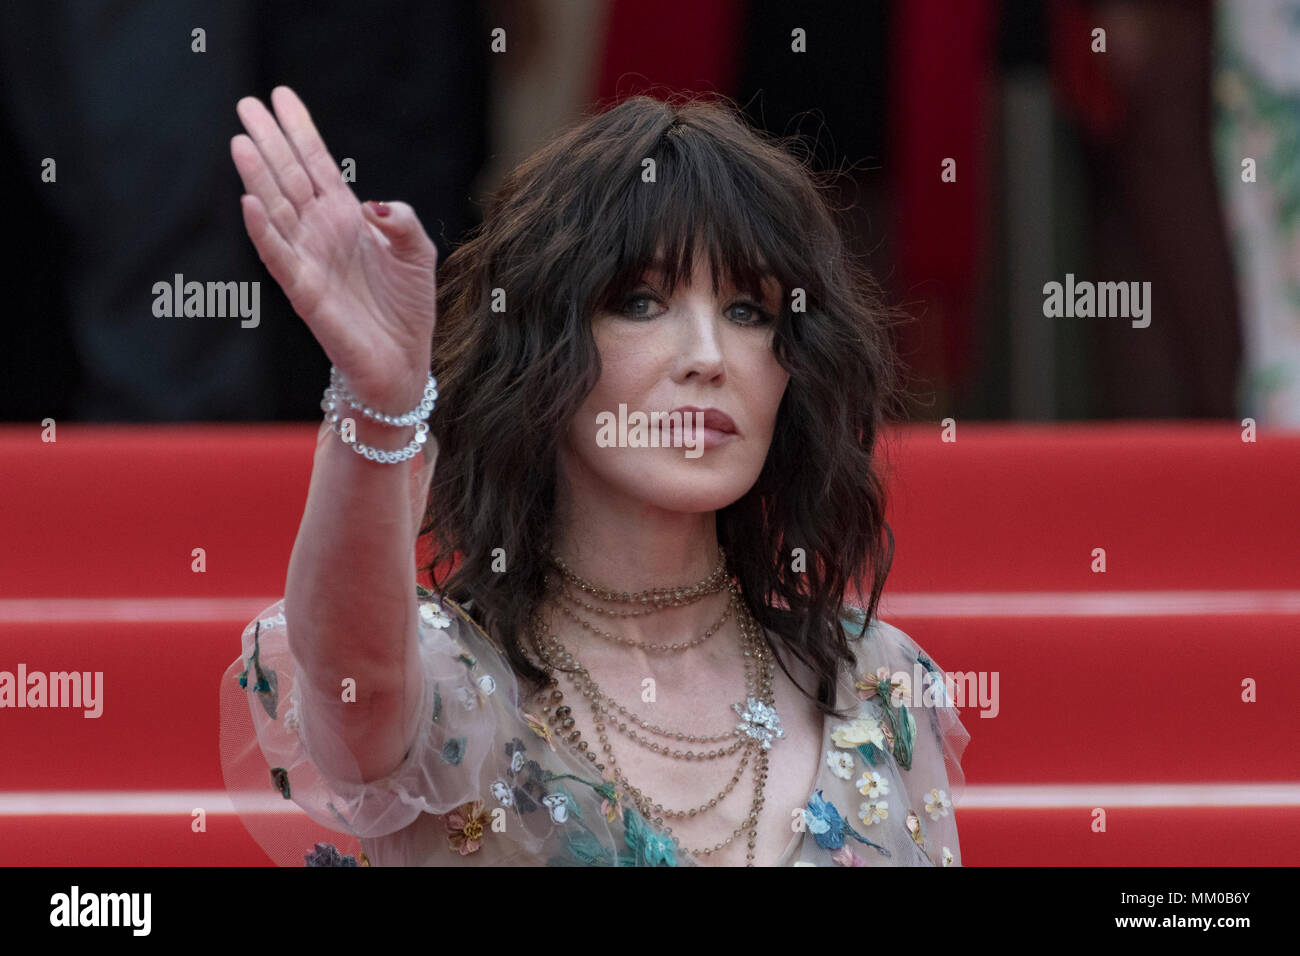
[284,367,432,779]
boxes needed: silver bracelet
[327,364,437,426]
[320,365,437,464]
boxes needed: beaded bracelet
[320,365,437,464]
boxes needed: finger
[235,94,317,214]
[231,134,300,240]
[269,86,348,201]
[361,200,438,266]
[239,193,307,306]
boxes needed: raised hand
[230,86,439,410]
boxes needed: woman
[219,86,969,867]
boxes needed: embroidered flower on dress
[440,736,467,765]
[858,799,888,826]
[803,792,843,847]
[445,801,489,856]
[831,714,885,750]
[271,767,291,799]
[502,738,545,813]
[489,778,514,806]
[942,846,954,866]
[878,717,895,753]
[304,842,359,866]
[905,810,924,846]
[856,770,889,799]
[825,750,855,780]
[541,792,570,823]
[855,665,909,706]
[598,769,624,823]
[419,602,452,628]
[830,846,867,867]
[925,787,952,821]
[456,685,478,711]
[523,711,556,751]
[622,809,676,866]
[804,791,893,859]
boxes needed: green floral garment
[219,586,970,866]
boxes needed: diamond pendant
[734,697,784,750]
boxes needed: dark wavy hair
[420,93,909,720]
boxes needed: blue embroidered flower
[304,842,359,866]
[804,790,893,859]
[804,790,847,850]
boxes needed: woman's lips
[661,407,738,449]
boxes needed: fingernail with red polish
[369,201,391,217]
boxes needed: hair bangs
[595,121,789,318]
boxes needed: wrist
[321,364,436,464]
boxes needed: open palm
[230,86,438,409]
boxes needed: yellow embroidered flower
[858,799,888,826]
[445,801,489,856]
[925,787,952,821]
[942,846,954,866]
[831,714,885,749]
[856,770,889,798]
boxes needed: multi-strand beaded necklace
[528,547,785,865]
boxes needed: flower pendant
[734,697,785,750]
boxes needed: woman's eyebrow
[636,259,781,303]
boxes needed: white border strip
[2,784,1299,816]
[3,591,1300,624]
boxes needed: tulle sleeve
[841,608,971,867]
[219,588,501,864]
[873,616,970,866]
[218,420,500,866]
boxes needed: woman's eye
[729,300,776,326]
[619,294,661,319]
[616,291,775,325]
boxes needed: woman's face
[560,250,789,515]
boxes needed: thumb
[363,200,438,263]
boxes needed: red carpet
[2,421,1297,865]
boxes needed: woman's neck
[548,494,730,654]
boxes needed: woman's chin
[624,464,758,513]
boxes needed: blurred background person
[0,0,490,421]
[0,0,1280,427]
